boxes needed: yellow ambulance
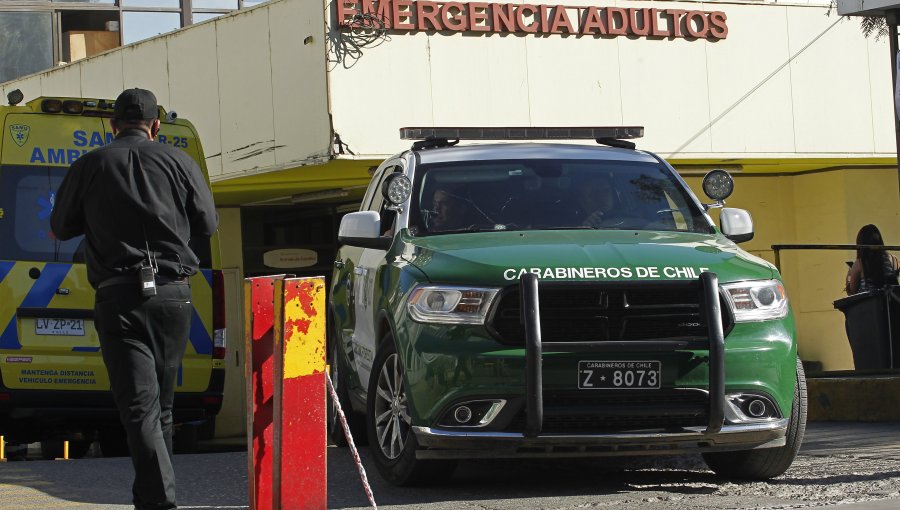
[0,91,225,458]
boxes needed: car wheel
[174,423,200,454]
[703,357,808,480]
[366,334,456,486]
[328,338,366,447]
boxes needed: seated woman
[845,224,900,295]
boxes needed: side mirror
[338,211,391,249]
[720,207,754,243]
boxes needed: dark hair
[113,118,155,131]
[856,224,888,289]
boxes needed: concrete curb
[807,376,900,421]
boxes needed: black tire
[40,439,92,460]
[174,424,200,454]
[366,334,456,486]
[703,357,808,480]
[98,425,130,457]
[327,338,366,447]
[198,418,216,441]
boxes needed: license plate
[578,360,661,389]
[35,318,85,336]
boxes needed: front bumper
[413,418,788,459]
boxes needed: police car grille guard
[489,284,734,345]
[519,272,726,438]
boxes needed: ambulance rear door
[0,112,110,392]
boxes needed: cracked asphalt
[0,422,897,509]
[328,422,900,510]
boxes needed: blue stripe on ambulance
[0,263,70,350]
[189,269,214,356]
[189,309,212,355]
[0,261,13,284]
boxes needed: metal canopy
[837,0,900,16]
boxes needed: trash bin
[833,286,900,370]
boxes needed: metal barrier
[244,275,327,510]
[771,244,900,273]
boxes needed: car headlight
[407,285,499,325]
[722,280,788,322]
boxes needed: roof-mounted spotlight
[7,89,24,106]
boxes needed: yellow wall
[683,168,899,371]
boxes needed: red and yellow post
[244,275,327,510]
[274,277,327,509]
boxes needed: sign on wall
[263,249,319,269]
[336,1,728,40]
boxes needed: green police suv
[329,127,805,486]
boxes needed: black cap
[114,88,158,121]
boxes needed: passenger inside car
[574,174,617,228]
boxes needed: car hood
[398,230,775,286]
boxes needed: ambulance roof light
[400,126,644,142]
[7,89,24,106]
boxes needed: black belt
[97,274,189,289]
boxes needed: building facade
[0,0,269,83]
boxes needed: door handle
[56,288,70,295]
[334,260,344,269]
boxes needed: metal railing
[771,244,900,273]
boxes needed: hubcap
[373,353,411,459]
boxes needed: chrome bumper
[413,419,788,459]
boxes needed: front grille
[506,390,709,433]
[487,281,733,345]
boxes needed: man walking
[51,88,217,510]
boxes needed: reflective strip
[189,308,212,355]
[0,261,13,284]
[202,268,213,288]
[0,263,70,350]
[72,346,100,352]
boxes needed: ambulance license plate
[578,360,661,389]
[35,318,85,336]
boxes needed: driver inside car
[427,187,469,232]
[576,174,616,228]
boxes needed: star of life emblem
[9,124,30,147]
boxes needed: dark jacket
[50,128,218,288]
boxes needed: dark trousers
[95,282,192,510]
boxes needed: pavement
[0,421,898,509]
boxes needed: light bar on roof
[399,126,644,141]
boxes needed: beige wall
[684,169,900,371]
[0,0,331,184]
[328,2,893,162]
[216,208,246,437]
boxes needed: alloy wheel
[373,353,411,459]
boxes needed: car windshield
[410,159,713,235]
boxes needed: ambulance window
[0,165,82,263]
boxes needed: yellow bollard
[55,440,71,461]
[0,435,6,462]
